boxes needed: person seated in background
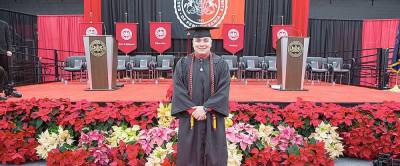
[0,51,22,101]
[0,65,22,101]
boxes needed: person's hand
[191,106,206,120]
[6,51,12,56]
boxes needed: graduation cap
[186,26,218,38]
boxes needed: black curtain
[101,0,291,57]
[243,0,291,57]
[0,9,38,85]
[308,19,363,84]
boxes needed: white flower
[257,124,275,147]
[107,125,141,147]
[309,122,344,159]
[35,126,74,159]
[145,142,175,166]
[227,142,243,166]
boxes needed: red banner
[222,24,244,54]
[116,23,137,54]
[149,22,171,53]
[271,25,295,49]
[80,22,103,36]
[292,0,309,37]
[83,0,101,22]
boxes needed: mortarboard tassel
[191,116,194,129]
[213,114,216,129]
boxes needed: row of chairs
[61,55,352,85]
[61,55,175,83]
[221,55,352,84]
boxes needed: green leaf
[86,156,95,162]
[35,119,43,129]
[286,144,300,156]
[255,140,265,150]
[107,119,114,125]
[59,146,67,153]
[308,137,317,144]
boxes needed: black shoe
[0,96,7,101]
[11,92,22,98]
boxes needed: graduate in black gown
[171,27,231,166]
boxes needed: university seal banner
[149,22,172,53]
[271,25,295,49]
[115,22,137,54]
[222,23,244,54]
[157,0,244,39]
[80,22,103,36]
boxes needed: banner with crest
[115,23,137,54]
[222,23,244,54]
[149,22,171,53]
[271,25,295,49]
[80,22,103,36]
[157,0,245,39]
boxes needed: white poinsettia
[309,122,344,159]
[35,126,74,159]
[145,142,174,166]
[257,124,277,148]
[227,142,243,166]
[107,125,141,147]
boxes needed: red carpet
[8,79,400,103]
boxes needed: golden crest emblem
[288,41,304,58]
[90,40,106,57]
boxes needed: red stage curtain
[38,15,84,81]
[292,0,309,37]
[84,0,101,22]
[361,19,400,86]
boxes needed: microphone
[103,23,107,35]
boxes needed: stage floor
[8,79,400,103]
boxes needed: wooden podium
[83,35,117,90]
[276,36,309,91]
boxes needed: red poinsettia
[0,128,39,164]
[47,148,91,166]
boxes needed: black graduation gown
[171,54,230,166]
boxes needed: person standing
[171,27,231,166]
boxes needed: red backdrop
[38,15,84,81]
[361,19,400,86]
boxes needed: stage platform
[8,79,400,103]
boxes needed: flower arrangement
[0,98,399,165]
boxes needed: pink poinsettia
[79,130,106,147]
[226,123,259,150]
[272,126,303,151]
[137,127,176,154]
[90,145,111,166]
